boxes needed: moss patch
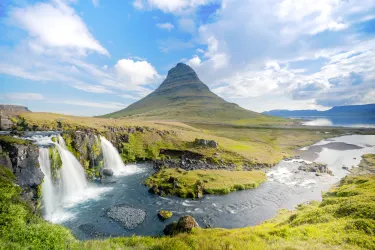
[0,135,30,146]
[145,168,266,198]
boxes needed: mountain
[0,105,30,114]
[263,104,375,117]
[103,63,278,124]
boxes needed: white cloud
[92,0,99,7]
[187,55,201,67]
[64,100,127,109]
[133,0,213,13]
[115,59,159,85]
[178,0,375,110]
[6,93,44,100]
[120,94,141,100]
[178,18,195,33]
[73,83,113,94]
[10,1,108,56]
[156,22,174,31]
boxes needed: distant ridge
[0,104,30,114]
[102,63,280,124]
[263,104,375,117]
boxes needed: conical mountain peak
[103,62,263,122]
[159,63,201,89]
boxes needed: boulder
[194,138,218,148]
[163,216,200,235]
[106,205,146,230]
[102,168,114,176]
[158,210,173,220]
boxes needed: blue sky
[1,0,374,116]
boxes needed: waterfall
[56,135,87,202]
[38,147,57,218]
[34,134,112,223]
[100,136,126,175]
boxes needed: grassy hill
[102,63,286,125]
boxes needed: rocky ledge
[106,204,146,230]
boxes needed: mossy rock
[158,210,173,221]
[163,215,199,235]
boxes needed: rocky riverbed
[105,204,146,230]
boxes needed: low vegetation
[0,135,31,146]
[145,168,267,198]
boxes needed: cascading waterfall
[100,135,126,175]
[38,147,57,219]
[56,135,87,202]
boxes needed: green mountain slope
[102,63,283,124]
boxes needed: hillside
[263,104,375,117]
[102,63,285,125]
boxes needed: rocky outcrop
[106,204,146,230]
[164,216,200,235]
[194,139,218,148]
[298,162,333,176]
[0,138,43,211]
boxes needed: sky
[0,0,375,116]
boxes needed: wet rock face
[0,140,43,210]
[106,205,146,230]
[102,168,114,176]
[164,215,200,235]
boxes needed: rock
[102,168,114,176]
[158,210,173,220]
[195,180,204,199]
[194,138,218,148]
[342,166,349,170]
[0,138,43,211]
[149,184,159,194]
[164,216,200,235]
[298,162,333,175]
[106,205,146,230]
[163,221,178,235]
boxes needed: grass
[351,154,375,175]
[145,168,267,198]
